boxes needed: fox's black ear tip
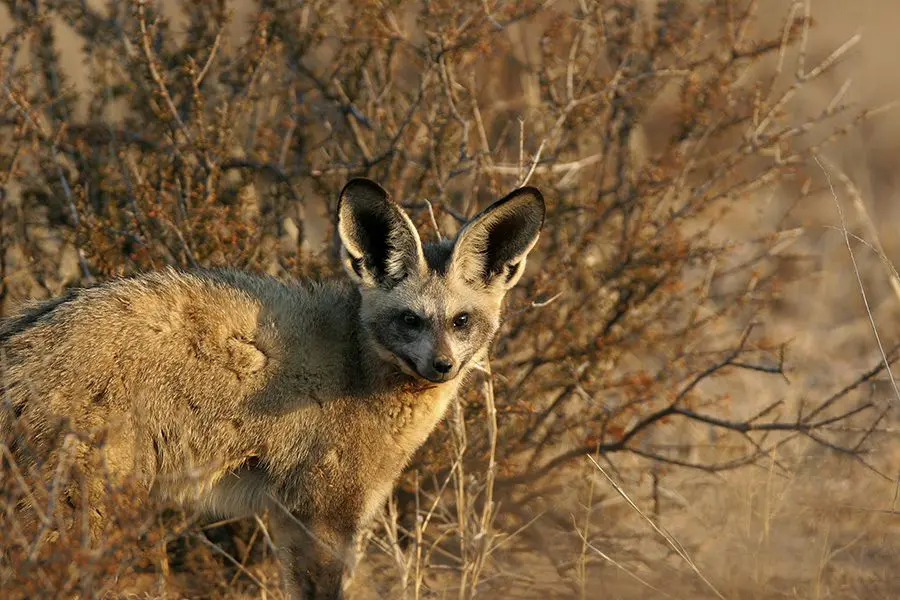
[340,178,389,200]
[344,177,381,188]
[508,186,545,208]
[511,186,546,225]
[338,179,392,220]
[517,186,544,201]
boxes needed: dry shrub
[0,408,287,598]
[1,415,170,598]
[1,1,896,598]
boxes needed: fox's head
[337,178,545,384]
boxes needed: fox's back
[0,268,365,492]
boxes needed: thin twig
[815,156,900,408]
[425,199,443,241]
[137,1,194,146]
[587,456,726,600]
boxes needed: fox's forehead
[364,240,501,317]
[402,271,477,316]
[370,260,490,318]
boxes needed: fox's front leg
[273,513,356,600]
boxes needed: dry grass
[1,0,899,598]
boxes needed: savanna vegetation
[1,1,898,598]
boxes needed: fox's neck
[350,317,464,438]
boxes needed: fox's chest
[306,385,456,505]
[318,386,455,470]
[381,384,458,455]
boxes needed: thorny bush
[0,0,893,597]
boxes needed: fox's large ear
[337,178,425,288]
[450,187,545,291]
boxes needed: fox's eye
[401,311,422,328]
[452,313,469,329]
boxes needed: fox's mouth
[395,353,455,384]
[367,337,457,385]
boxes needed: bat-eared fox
[0,178,545,599]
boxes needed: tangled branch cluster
[1,1,892,597]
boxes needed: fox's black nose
[433,358,453,375]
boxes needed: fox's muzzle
[396,351,460,383]
[421,355,458,383]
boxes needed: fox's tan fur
[0,179,544,599]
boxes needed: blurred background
[1,1,898,598]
